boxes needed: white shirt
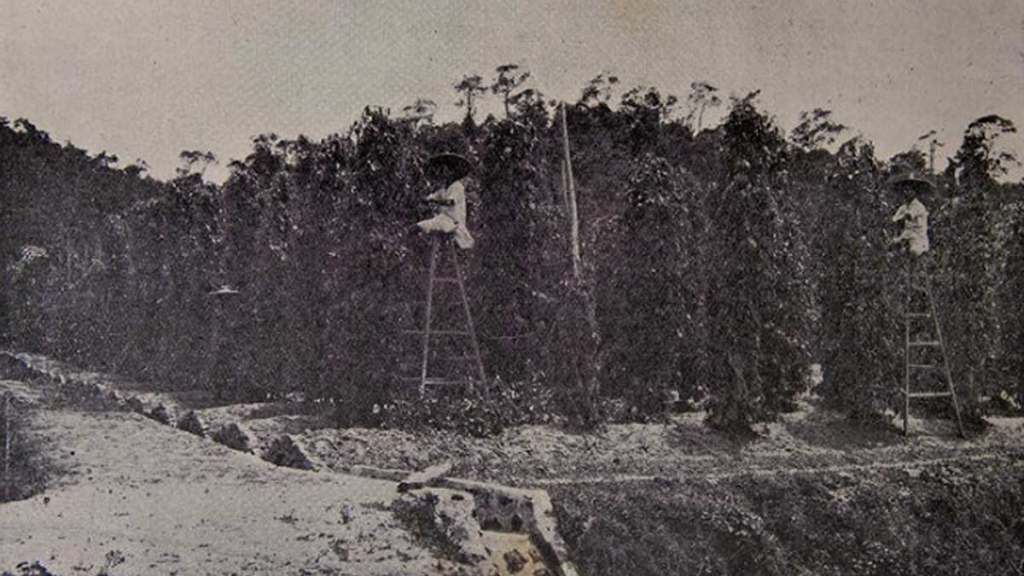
[426,180,467,226]
[892,198,929,255]
[417,179,474,249]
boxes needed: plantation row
[2,79,1022,433]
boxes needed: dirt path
[528,450,1024,485]
[301,401,1024,490]
[1,402,460,575]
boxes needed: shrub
[381,377,557,437]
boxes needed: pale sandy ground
[0,407,462,576]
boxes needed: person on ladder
[891,171,934,328]
[889,171,966,437]
[409,152,488,396]
[416,153,475,250]
[891,171,932,261]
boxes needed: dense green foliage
[2,72,1022,433]
[815,138,902,418]
[702,93,814,431]
[999,200,1024,407]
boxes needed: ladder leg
[449,241,487,396]
[924,281,966,438]
[419,237,440,397]
[903,268,911,436]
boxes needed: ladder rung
[402,330,473,336]
[400,377,476,386]
[908,363,941,369]
[909,341,941,347]
[426,379,475,386]
[432,277,461,283]
[902,391,953,398]
[905,313,931,318]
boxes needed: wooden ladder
[902,271,965,438]
[404,236,487,397]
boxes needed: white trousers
[416,214,475,250]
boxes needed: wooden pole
[560,157,572,220]
[560,104,582,281]
[558,103,603,414]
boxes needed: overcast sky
[2,0,1022,182]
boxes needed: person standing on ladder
[416,153,475,250]
[409,152,487,396]
[891,171,932,259]
[889,171,966,437]
[891,171,934,346]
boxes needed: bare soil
[0,384,466,576]
[292,400,1024,575]
[296,398,1024,487]
[5,353,1024,575]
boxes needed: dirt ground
[298,398,1024,487]
[5,352,1024,575]
[0,385,465,576]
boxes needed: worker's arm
[892,204,909,222]
[890,230,910,245]
[424,188,454,206]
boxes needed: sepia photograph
[2,1,1023,574]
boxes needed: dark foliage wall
[2,86,1021,432]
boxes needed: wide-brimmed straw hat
[889,171,935,195]
[426,153,473,180]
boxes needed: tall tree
[954,115,1018,185]
[684,81,721,133]
[790,109,847,152]
[491,64,531,118]
[579,73,619,107]
[619,86,678,153]
[401,98,438,127]
[454,74,487,122]
[917,129,945,174]
[177,150,217,178]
